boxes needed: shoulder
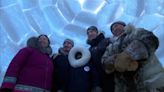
[26,37,38,48]
[19,47,35,52]
[99,38,111,46]
[130,28,153,38]
[103,38,111,43]
[52,53,60,60]
[12,47,35,58]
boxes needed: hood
[58,47,69,55]
[27,37,52,55]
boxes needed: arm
[97,38,111,57]
[51,54,66,91]
[1,47,32,90]
[124,30,159,61]
[101,46,115,74]
[90,60,102,92]
[51,54,59,92]
[114,30,159,72]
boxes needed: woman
[0,35,54,92]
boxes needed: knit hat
[110,21,126,32]
[87,26,98,34]
[63,39,74,46]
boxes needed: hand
[114,52,138,72]
[127,61,138,71]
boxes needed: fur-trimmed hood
[27,37,52,55]
[58,47,69,55]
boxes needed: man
[102,21,162,92]
[67,46,93,92]
[86,26,115,92]
[52,39,74,92]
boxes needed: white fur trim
[142,55,164,80]
[144,72,164,88]
[142,54,164,88]
[52,53,59,60]
[68,46,91,68]
[123,23,135,34]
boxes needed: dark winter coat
[88,33,115,92]
[67,63,92,92]
[52,48,70,92]
[53,47,96,92]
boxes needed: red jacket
[1,47,54,92]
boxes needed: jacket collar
[87,33,105,47]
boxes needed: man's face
[63,41,73,52]
[112,24,125,37]
[87,30,98,41]
[38,35,49,48]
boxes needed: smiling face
[38,35,49,48]
[63,41,73,52]
[112,24,125,37]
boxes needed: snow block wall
[0,0,164,86]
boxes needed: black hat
[110,21,126,32]
[87,26,98,34]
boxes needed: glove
[127,60,138,71]
[92,86,102,92]
[114,52,138,72]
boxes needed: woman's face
[38,35,49,48]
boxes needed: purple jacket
[1,47,54,92]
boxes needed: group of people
[0,21,163,92]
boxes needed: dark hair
[38,34,50,45]
[87,26,98,34]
